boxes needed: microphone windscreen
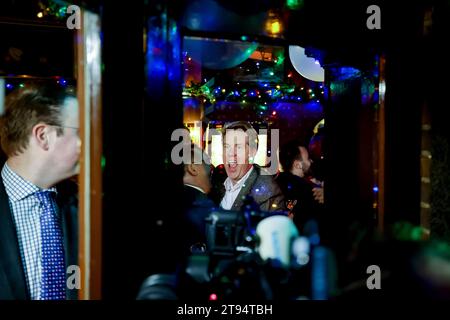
[256,215,299,267]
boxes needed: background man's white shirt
[220,167,254,210]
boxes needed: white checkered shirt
[1,163,58,300]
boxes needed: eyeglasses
[52,125,79,135]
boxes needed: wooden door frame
[76,7,103,300]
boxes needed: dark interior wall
[429,1,450,241]
[383,44,423,226]
[102,0,185,299]
[141,0,185,274]
[382,1,431,226]
[322,67,378,258]
[102,0,147,299]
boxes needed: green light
[101,156,106,170]
[286,0,304,10]
[269,71,274,76]
[411,227,423,241]
[275,54,285,65]
[241,35,248,41]
[19,83,25,88]
[202,86,210,94]
[258,105,268,111]
[58,7,67,17]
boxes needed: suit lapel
[231,166,258,210]
[0,180,29,300]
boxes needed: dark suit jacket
[216,165,286,212]
[181,185,215,254]
[275,171,324,233]
[0,177,78,300]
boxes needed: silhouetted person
[277,140,323,234]
[181,144,215,255]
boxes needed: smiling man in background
[216,121,284,212]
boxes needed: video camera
[175,196,335,301]
[137,196,335,300]
[204,206,286,257]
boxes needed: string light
[265,10,283,37]
[36,1,68,20]
[4,78,73,92]
[209,293,218,301]
[183,81,324,106]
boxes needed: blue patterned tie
[35,191,66,300]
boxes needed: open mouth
[227,160,237,169]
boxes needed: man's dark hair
[279,140,304,172]
[0,82,76,157]
[222,121,258,150]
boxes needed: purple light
[297,97,301,101]
[6,83,13,89]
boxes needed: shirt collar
[1,163,57,202]
[223,166,254,192]
[184,184,206,194]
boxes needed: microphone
[255,215,299,267]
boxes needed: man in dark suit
[181,144,215,254]
[276,140,324,234]
[0,84,79,300]
[216,121,285,212]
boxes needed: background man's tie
[35,191,66,300]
